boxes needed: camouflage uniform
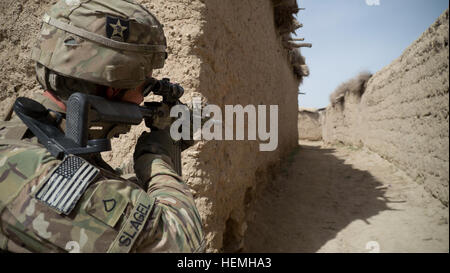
[0,0,205,253]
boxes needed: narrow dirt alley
[244,141,449,253]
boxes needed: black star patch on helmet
[106,16,130,42]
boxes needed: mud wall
[322,10,449,205]
[298,108,322,141]
[178,0,301,252]
[0,0,304,252]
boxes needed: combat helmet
[32,0,167,99]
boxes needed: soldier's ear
[119,88,144,105]
[106,87,123,100]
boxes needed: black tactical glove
[133,129,183,189]
[133,129,177,164]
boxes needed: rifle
[13,78,186,175]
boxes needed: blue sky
[296,0,449,108]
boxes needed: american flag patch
[35,156,99,215]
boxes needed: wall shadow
[244,143,395,253]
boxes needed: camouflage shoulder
[1,151,159,253]
[0,139,58,209]
[0,139,57,188]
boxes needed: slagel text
[119,202,151,247]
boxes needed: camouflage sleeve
[0,140,62,252]
[133,154,205,253]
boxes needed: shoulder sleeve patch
[34,155,99,215]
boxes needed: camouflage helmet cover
[32,0,167,89]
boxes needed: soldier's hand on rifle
[134,129,176,164]
[133,129,181,189]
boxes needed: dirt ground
[244,141,449,253]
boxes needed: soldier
[0,0,205,253]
